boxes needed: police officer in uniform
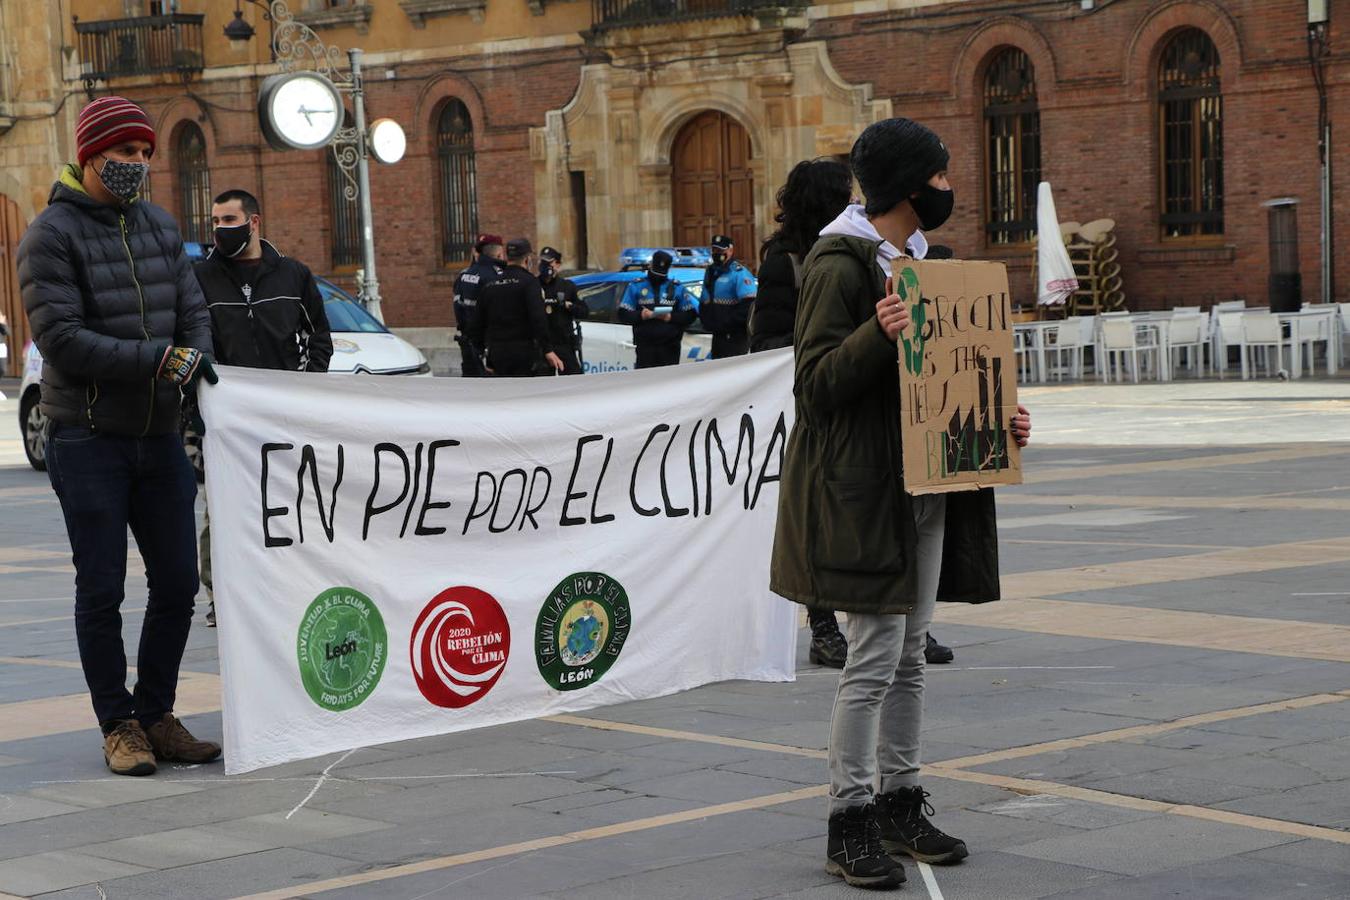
[617,250,698,369]
[538,246,588,375]
[452,233,505,377]
[472,238,564,377]
[698,234,758,359]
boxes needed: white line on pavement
[930,666,1116,671]
[1291,592,1350,596]
[918,861,945,900]
[286,747,359,819]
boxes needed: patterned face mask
[96,156,149,202]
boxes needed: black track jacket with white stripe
[193,240,333,373]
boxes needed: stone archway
[670,111,756,255]
[0,194,27,376]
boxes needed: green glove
[157,346,219,387]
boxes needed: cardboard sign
[896,259,1022,494]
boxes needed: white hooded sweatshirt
[817,203,928,279]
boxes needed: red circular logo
[409,586,511,708]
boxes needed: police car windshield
[317,280,388,334]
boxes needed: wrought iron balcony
[73,14,205,84]
[591,0,805,30]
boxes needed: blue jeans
[46,423,199,728]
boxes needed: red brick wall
[122,0,1350,324]
[815,0,1349,309]
[134,52,581,328]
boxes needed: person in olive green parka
[770,118,1031,889]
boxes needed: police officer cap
[474,233,504,252]
[506,237,533,258]
[540,246,562,263]
[649,250,673,276]
[710,234,734,249]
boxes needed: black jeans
[456,334,487,377]
[488,340,540,377]
[711,331,749,359]
[46,423,199,728]
[635,342,681,369]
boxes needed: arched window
[984,47,1040,245]
[1159,28,1223,237]
[436,99,478,265]
[175,123,211,244]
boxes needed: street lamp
[233,0,403,323]
[223,0,276,60]
[1307,0,1333,302]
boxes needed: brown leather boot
[103,720,157,776]
[145,713,222,763]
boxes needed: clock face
[260,73,342,151]
[370,118,406,165]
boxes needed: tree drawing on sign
[942,353,1010,476]
[897,266,925,376]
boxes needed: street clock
[258,71,344,151]
[369,118,407,164]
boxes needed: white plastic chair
[1100,317,1160,383]
[1044,320,1085,381]
[1213,312,1244,378]
[1166,313,1208,377]
[1240,312,1284,379]
[1215,300,1247,312]
[1013,327,1038,384]
[1076,314,1098,376]
[1292,311,1337,376]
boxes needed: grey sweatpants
[828,493,947,813]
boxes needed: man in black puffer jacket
[17,97,221,777]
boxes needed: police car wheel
[20,390,47,472]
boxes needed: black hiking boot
[875,786,969,865]
[809,623,848,669]
[826,804,906,888]
[924,633,953,664]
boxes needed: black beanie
[850,118,949,217]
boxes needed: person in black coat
[472,238,564,376]
[538,245,588,375]
[192,188,334,628]
[17,97,220,775]
[193,190,333,373]
[751,159,853,668]
[751,159,853,354]
[453,234,506,377]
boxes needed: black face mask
[648,270,667,286]
[214,222,252,258]
[910,184,954,232]
[711,252,727,266]
[539,261,555,280]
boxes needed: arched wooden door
[671,111,755,260]
[0,195,27,376]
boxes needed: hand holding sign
[875,276,912,342]
[1011,403,1032,447]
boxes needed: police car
[572,247,714,374]
[17,256,429,473]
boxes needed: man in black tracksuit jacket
[471,238,564,377]
[191,189,332,628]
[453,233,505,377]
[192,190,333,373]
[538,245,587,375]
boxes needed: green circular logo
[536,572,632,692]
[296,587,388,711]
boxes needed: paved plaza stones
[0,377,1347,898]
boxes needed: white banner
[200,351,797,774]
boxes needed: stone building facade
[1,0,1347,366]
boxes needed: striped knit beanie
[76,97,156,166]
